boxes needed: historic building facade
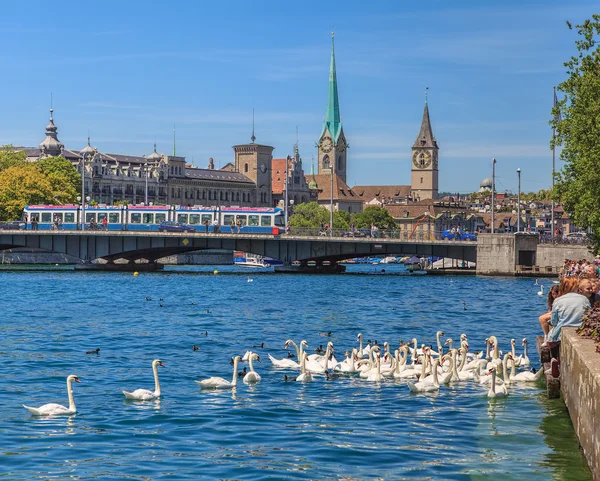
[271,144,311,209]
[316,33,348,184]
[410,98,439,201]
[232,138,274,207]
[20,109,258,208]
[309,33,362,214]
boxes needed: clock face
[336,138,346,152]
[320,137,333,153]
[413,151,432,169]
[259,162,267,173]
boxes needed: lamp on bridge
[77,196,81,231]
[424,211,430,239]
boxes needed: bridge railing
[286,227,477,242]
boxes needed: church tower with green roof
[317,32,347,183]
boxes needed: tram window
[177,214,188,224]
[260,216,272,227]
[142,213,154,224]
[248,215,259,226]
[201,214,212,225]
[223,214,234,226]
[41,213,52,223]
[64,213,75,223]
[155,213,166,223]
[189,214,200,225]
[235,215,247,226]
[54,213,64,222]
[108,213,120,223]
[130,213,141,224]
[86,213,96,223]
[274,215,285,226]
[98,213,107,222]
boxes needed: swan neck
[451,351,459,377]
[67,377,76,411]
[524,342,528,357]
[289,341,300,359]
[458,350,467,371]
[248,354,255,373]
[232,359,239,385]
[503,358,510,380]
[153,363,161,395]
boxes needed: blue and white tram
[23,205,285,234]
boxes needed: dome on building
[80,136,95,157]
[39,108,64,156]
[480,177,492,188]
[479,177,492,192]
[147,143,161,162]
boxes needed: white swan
[509,338,523,367]
[450,348,475,381]
[196,356,241,389]
[520,338,531,367]
[296,352,313,382]
[508,356,544,382]
[306,342,334,373]
[366,352,383,382]
[436,330,445,355]
[333,348,358,373]
[243,352,261,383]
[487,366,508,398]
[407,358,440,393]
[23,375,81,416]
[268,340,301,368]
[537,285,544,296]
[123,359,164,400]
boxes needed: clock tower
[411,97,439,200]
[317,32,347,183]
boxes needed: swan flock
[23,333,542,415]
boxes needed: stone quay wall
[536,244,594,268]
[561,328,600,481]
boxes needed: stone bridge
[0,230,477,270]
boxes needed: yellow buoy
[133,271,139,276]
[213,270,219,275]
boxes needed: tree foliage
[0,154,79,221]
[289,203,393,231]
[0,146,26,172]
[0,165,54,220]
[352,206,397,230]
[37,156,81,194]
[553,15,600,252]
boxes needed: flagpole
[551,87,556,243]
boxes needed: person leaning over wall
[545,277,590,360]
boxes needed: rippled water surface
[0,265,592,480]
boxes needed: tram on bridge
[23,205,285,234]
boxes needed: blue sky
[0,0,595,193]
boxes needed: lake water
[0,265,592,480]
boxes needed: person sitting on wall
[539,284,560,337]
[545,277,590,360]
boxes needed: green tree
[0,165,54,220]
[0,146,26,172]
[289,202,350,230]
[553,15,600,252]
[37,156,81,195]
[351,206,397,230]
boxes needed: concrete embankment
[561,328,600,481]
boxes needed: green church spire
[322,31,342,141]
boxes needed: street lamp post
[330,162,334,238]
[77,195,81,230]
[80,155,86,231]
[284,167,288,228]
[144,162,149,205]
[491,158,496,233]
[517,168,521,233]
